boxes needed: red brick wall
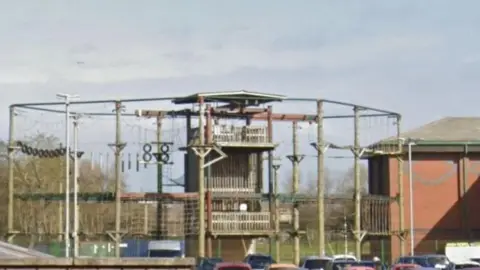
[389,154,463,258]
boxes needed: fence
[0,257,195,270]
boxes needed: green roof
[377,117,480,146]
[172,90,286,105]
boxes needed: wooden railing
[211,212,271,234]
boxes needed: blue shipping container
[120,239,149,257]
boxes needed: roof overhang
[171,90,286,105]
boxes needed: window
[304,259,330,269]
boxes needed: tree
[327,163,369,232]
[0,133,127,246]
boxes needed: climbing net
[9,101,193,242]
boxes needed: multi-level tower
[176,91,284,260]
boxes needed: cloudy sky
[3,0,480,192]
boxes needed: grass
[255,240,371,263]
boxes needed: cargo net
[253,194,392,257]
[358,111,400,155]
[9,102,192,243]
[14,171,200,241]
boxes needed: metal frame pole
[397,116,405,256]
[316,100,325,256]
[198,97,206,257]
[114,101,124,257]
[56,93,78,257]
[272,164,281,262]
[408,141,415,255]
[353,106,361,260]
[292,122,300,265]
[73,116,80,257]
[7,106,16,243]
[156,116,163,239]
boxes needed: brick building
[369,117,480,261]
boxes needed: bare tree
[0,134,127,245]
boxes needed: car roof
[302,256,333,260]
[333,254,356,257]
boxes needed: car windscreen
[250,260,270,268]
[250,256,275,263]
[331,262,354,270]
[305,259,330,269]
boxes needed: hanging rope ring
[160,144,170,153]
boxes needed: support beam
[316,100,325,256]
[156,114,164,240]
[107,101,127,257]
[135,109,393,122]
[397,115,406,256]
[288,121,304,265]
[272,164,281,263]
[197,97,206,258]
[7,107,18,242]
[353,106,362,260]
[267,106,275,257]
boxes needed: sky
[3,0,480,192]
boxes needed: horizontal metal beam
[10,97,179,108]
[136,109,393,122]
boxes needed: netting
[10,101,196,245]
[8,96,401,261]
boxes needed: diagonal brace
[191,147,212,158]
[352,230,367,242]
[203,146,227,168]
[310,143,330,154]
[286,154,305,163]
[350,147,366,158]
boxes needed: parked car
[197,257,223,270]
[347,267,375,270]
[391,263,421,270]
[395,255,453,270]
[250,260,273,270]
[215,262,252,270]
[454,261,480,269]
[267,264,299,270]
[327,260,358,270]
[327,260,383,270]
[244,254,276,265]
[332,255,357,262]
[299,256,332,270]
